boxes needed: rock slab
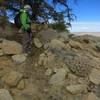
[4,71,23,87]
[0,49,3,56]
[2,39,23,54]
[12,54,27,64]
[0,43,2,48]
[66,84,87,94]
[49,39,65,50]
[87,93,99,100]
[0,89,13,100]
[49,68,66,85]
[34,38,43,48]
[89,68,100,85]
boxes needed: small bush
[49,22,69,32]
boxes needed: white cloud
[70,22,100,32]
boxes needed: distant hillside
[72,32,100,37]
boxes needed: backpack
[14,12,22,28]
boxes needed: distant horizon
[70,31,100,37]
[71,31,100,33]
[70,22,100,32]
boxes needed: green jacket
[20,9,31,30]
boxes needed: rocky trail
[0,29,100,100]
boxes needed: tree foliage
[0,0,76,31]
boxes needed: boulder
[0,38,3,42]
[0,49,3,56]
[38,52,56,67]
[12,54,27,64]
[49,39,65,50]
[34,38,43,48]
[0,89,13,100]
[43,42,49,49]
[58,32,69,41]
[64,44,71,50]
[0,43,2,48]
[38,29,58,43]
[87,93,99,100]
[38,53,47,66]
[49,68,67,85]
[95,42,100,51]
[89,68,100,85]
[17,80,25,90]
[3,71,23,87]
[2,39,23,54]
[69,40,83,49]
[66,84,87,94]
[45,68,52,76]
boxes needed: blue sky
[70,0,100,32]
